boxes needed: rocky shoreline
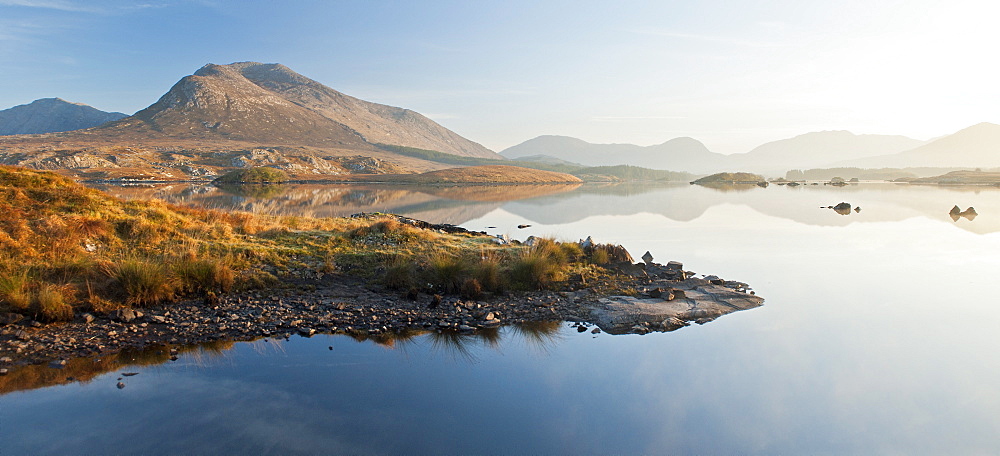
[0,257,762,377]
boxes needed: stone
[484,312,496,321]
[517,224,531,229]
[854,206,862,213]
[110,308,138,323]
[950,205,962,216]
[49,360,67,369]
[591,328,601,334]
[524,236,538,246]
[666,261,683,271]
[832,202,852,215]
[580,236,594,249]
[82,313,95,324]
[0,357,11,363]
[150,316,167,324]
[641,251,654,265]
[0,312,24,325]
[297,327,316,337]
[116,382,125,389]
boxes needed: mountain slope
[100,62,497,158]
[0,98,126,135]
[501,135,727,173]
[727,131,926,171]
[835,123,1000,168]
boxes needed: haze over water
[3,182,999,454]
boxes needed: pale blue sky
[1,0,998,153]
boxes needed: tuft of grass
[472,252,504,293]
[0,270,32,311]
[426,252,469,294]
[174,256,235,293]
[510,248,564,290]
[105,258,175,307]
[34,283,74,322]
[383,256,415,290]
[590,246,611,264]
[460,278,482,300]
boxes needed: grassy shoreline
[0,165,629,325]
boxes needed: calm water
[4,182,1000,454]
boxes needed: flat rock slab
[586,278,763,335]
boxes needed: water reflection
[0,341,235,395]
[0,323,569,395]
[93,182,1000,234]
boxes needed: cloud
[0,0,101,12]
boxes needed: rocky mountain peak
[104,62,498,158]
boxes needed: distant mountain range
[502,131,943,175]
[0,98,126,135]
[833,122,1000,169]
[501,135,729,174]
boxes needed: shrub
[213,167,289,184]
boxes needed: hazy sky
[1,0,998,153]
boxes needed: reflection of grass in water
[214,183,288,199]
[428,331,486,363]
[507,321,566,355]
[0,338,247,395]
[346,328,428,350]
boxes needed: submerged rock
[585,278,763,335]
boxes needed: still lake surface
[4,182,1000,454]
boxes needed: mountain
[0,98,126,135]
[100,62,497,159]
[501,135,727,173]
[0,62,505,180]
[503,131,930,175]
[727,130,925,172]
[835,123,1000,168]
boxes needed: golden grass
[0,166,627,320]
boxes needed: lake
[3,181,1000,454]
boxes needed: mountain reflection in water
[94,181,1000,234]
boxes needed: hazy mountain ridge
[501,125,1000,175]
[0,98,126,135]
[726,130,926,172]
[501,135,728,173]
[834,122,1000,168]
